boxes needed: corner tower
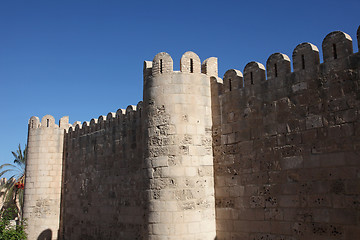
[143,51,217,239]
[23,115,69,240]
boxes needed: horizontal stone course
[24,26,360,239]
[214,27,360,239]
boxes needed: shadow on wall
[37,229,52,240]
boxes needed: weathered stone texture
[24,115,69,240]
[23,26,360,240]
[213,28,360,239]
[61,106,146,239]
[143,51,217,239]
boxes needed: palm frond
[13,144,26,167]
[0,169,15,179]
[1,144,26,220]
[1,177,16,191]
[0,163,17,171]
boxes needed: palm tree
[0,144,26,220]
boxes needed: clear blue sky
[0,0,359,176]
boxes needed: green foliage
[0,207,26,240]
[0,144,26,220]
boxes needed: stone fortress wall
[61,104,145,239]
[212,28,360,239]
[23,25,360,240]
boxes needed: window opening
[47,119,49,127]
[160,59,163,73]
[301,54,305,69]
[229,78,232,91]
[190,59,194,73]
[333,44,337,59]
[31,120,34,128]
[250,72,254,85]
[274,64,278,77]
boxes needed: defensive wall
[23,25,360,239]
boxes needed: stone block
[187,222,200,234]
[278,195,300,208]
[306,114,323,129]
[280,156,303,169]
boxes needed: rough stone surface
[213,27,360,240]
[143,53,216,239]
[60,106,145,239]
[23,27,360,239]
[24,115,69,240]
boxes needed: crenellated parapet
[322,31,353,62]
[292,42,320,72]
[67,102,143,138]
[217,27,360,98]
[243,61,266,87]
[201,57,218,77]
[152,52,173,76]
[180,51,201,73]
[266,53,291,80]
[213,25,360,239]
[24,24,360,240]
[28,115,71,130]
[144,51,218,80]
[223,69,243,92]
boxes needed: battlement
[142,26,360,100]
[28,115,70,129]
[218,27,360,95]
[67,101,143,138]
[143,51,218,80]
[24,25,360,240]
[29,102,143,141]
[26,25,360,136]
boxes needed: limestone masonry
[24,26,360,240]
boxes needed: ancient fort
[23,26,360,239]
